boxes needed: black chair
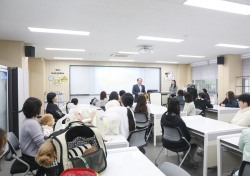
[134,112,153,141]
[239,161,250,176]
[154,125,196,167]
[5,132,36,176]
[127,127,148,154]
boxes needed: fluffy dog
[35,140,56,168]
[39,114,54,136]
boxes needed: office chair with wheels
[134,112,153,141]
[154,125,197,167]
[159,162,191,176]
[127,127,148,154]
[5,132,36,176]
[238,161,250,176]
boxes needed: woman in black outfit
[46,92,65,122]
[161,98,197,165]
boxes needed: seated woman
[183,92,196,116]
[194,92,213,116]
[202,88,211,103]
[20,97,45,175]
[173,89,185,106]
[46,92,65,122]
[118,90,126,105]
[95,91,109,108]
[105,91,120,110]
[103,93,135,138]
[161,98,197,165]
[220,91,238,108]
[133,94,151,119]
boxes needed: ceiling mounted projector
[138,47,154,54]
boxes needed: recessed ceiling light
[156,61,178,64]
[54,57,84,60]
[178,55,205,58]
[46,48,85,52]
[117,51,139,55]
[215,43,250,49]
[109,59,135,62]
[28,27,90,35]
[184,0,250,15]
[137,36,183,43]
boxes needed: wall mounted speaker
[217,56,224,65]
[25,46,35,57]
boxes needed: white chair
[149,92,162,105]
[159,162,191,176]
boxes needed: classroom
[1,1,250,176]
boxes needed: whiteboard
[70,66,161,95]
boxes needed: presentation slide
[70,66,161,95]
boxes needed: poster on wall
[164,72,175,81]
[48,69,67,86]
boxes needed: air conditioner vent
[110,53,130,58]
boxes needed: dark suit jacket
[132,84,145,102]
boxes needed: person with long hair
[220,91,238,108]
[169,80,178,97]
[105,91,120,109]
[202,88,210,102]
[183,92,196,116]
[0,128,7,159]
[161,98,197,165]
[46,92,65,122]
[134,95,151,119]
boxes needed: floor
[0,136,219,176]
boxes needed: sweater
[239,128,250,162]
[20,118,45,157]
[230,107,250,127]
[183,102,196,116]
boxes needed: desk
[217,134,242,176]
[205,105,239,123]
[182,116,245,176]
[149,104,187,146]
[100,147,165,176]
[104,135,129,149]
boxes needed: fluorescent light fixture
[28,27,90,35]
[178,55,205,58]
[54,57,84,60]
[156,61,178,64]
[117,51,139,55]
[46,48,85,52]
[184,0,250,15]
[109,59,135,62]
[215,43,250,49]
[137,36,183,43]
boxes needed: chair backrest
[4,132,19,161]
[134,113,149,129]
[239,161,250,176]
[159,162,191,176]
[127,127,148,148]
[149,93,162,106]
[54,114,69,132]
[161,125,190,152]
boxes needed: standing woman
[169,80,178,97]
[20,97,45,175]
[46,92,65,122]
[220,91,238,108]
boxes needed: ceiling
[1,0,250,64]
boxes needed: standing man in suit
[132,78,146,102]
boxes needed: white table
[182,116,245,176]
[104,135,129,149]
[205,105,239,123]
[217,133,242,176]
[149,104,187,146]
[100,147,165,176]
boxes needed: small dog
[39,114,55,136]
[35,140,56,168]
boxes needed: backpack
[51,121,107,174]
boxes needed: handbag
[69,148,107,173]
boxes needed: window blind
[192,63,218,80]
